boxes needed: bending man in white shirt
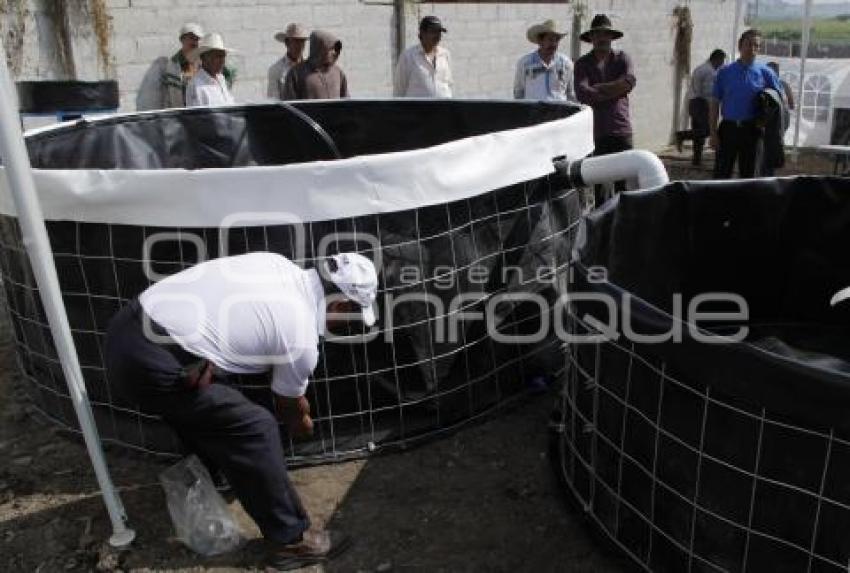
[105,252,377,568]
[186,32,236,107]
[514,19,576,102]
[394,15,453,98]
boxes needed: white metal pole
[793,0,814,150]
[0,49,135,547]
[732,0,745,59]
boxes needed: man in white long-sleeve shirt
[394,16,453,98]
[514,19,575,102]
[186,33,236,107]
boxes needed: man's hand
[595,82,618,98]
[596,79,631,99]
[289,407,314,439]
[708,100,720,151]
[274,394,314,438]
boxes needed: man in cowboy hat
[105,251,377,567]
[574,14,636,199]
[394,15,453,98]
[513,19,575,102]
[283,30,349,100]
[186,32,237,107]
[268,23,309,100]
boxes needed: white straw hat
[191,33,238,60]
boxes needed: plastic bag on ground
[159,455,245,555]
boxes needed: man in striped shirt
[514,19,575,102]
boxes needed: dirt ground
[659,142,839,181]
[0,316,629,572]
[0,149,839,573]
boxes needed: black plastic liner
[552,176,850,572]
[832,109,849,145]
[17,81,119,113]
[23,99,576,169]
[0,101,584,465]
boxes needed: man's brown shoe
[267,529,352,571]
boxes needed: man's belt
[722,118,757,127]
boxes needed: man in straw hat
[574,14,636,200]
[105,252,377,567]
[513,19,575,102]
[394,15,453,98]
[268,23,309,100]
[283,30,349,100]
[186,32,237,107]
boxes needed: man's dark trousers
[688,97,709,165]
[104,299,310,544]
[714,119,763,179]
[593,134,634,206]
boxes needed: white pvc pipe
[0,50,135,547]
[732,0,745,61]
[793,0,814,150]
[578,149,670,191]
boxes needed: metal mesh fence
[0,174,581,466]
[552,311,850,573]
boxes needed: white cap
[327,253,379,327]
[179,23,204,39]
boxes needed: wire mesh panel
[553,314,850,573]
[0,101,589,465]
[552,177,850,572]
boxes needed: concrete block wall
[5,0,742,151]
[104,0,395,108]
[580,0,742,147]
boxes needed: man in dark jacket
[283,30,349,100]
[758,88,786,176]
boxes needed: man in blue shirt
[709,29,781,179]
